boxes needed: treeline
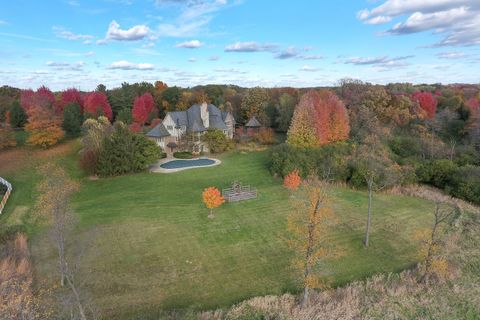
[270,80,480,204]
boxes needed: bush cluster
[202,129,235,153]
[174,151,194,159]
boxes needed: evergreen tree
[62,103,83,137]
[9,100,27,128]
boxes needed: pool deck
[149,156,221,173]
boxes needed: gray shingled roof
[164,104,235,133]
[146,123,171,138]
[245,116,262,127]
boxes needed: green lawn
[2,143,435,319]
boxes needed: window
[167,125,173,131]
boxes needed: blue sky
[1,0,479,90]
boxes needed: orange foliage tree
[283,169,301,191]
[202,187,225,219]
[25,106,64,148]
[287,90,350,147]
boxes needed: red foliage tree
[143,92,155,114]
[20,86,55,111]
[412,92,437,120]
[83,92,112,121]
[315,90,350,144]
[466,97,479,113]
[57,88,84,113]
[132,96,148,125]
[283,170,301,191]
[20,89,36,110]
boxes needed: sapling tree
[202,187,225,219]
[286,176,339,308]
[352,135,400,247]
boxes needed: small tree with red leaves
[202,187,225,219]
[132,96,148,126]
[83,92,112,121]
[57,88,84,113]
[284,170,301,191]
[412,92,437,120]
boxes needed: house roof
[146,123,171,138]
[245,116,262,127]
[165,103,234,133]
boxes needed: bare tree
[36,164,91,320]
[353,135,400,247]
[419,201,458,282]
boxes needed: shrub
[202,129,234,153]
[389,135,423,159]
[96,123,161,177]
[270,143,352,180]
[253,127,275,145]
[449,165,480,204]
[174,151,194,159]
[0,127,17,150]
[417,159,457,189]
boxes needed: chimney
[200,102,209,128]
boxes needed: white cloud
[209,55,220,61]
[104,20,150,41]
[436,51,467,59]
[225,41,277,52]
[188,57,196,62]
[275,46,299,59]
[156,0,230,37]
[46,60,85,70]
[142,42,155,48]
[85,51,95,57]
[300,65,319,72]
[175,39,204,48]
[358,0,480,46]
[53,26,93,41]
[108,60,154,70]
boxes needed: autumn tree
[241,87,270,125]
[287,177,337,307]
[286,92,318,147]
[413,91,438,120]
[9,100,27,128]
[20,86,55,111]
[25,106,64,148]
[416,201,459,283]
[202,187,225,219]
[287,90,350,147]
[283,169,301,191]
[36,164,90,320]
[57,88,84,113]
[351,135,400,247]
[83,92,113,121]
[132,95,148,125]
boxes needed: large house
[146,102,235,153]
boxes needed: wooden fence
[0,177,12,215]
[222,181,257,202]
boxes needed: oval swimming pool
[160,158,216,169]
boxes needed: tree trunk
[208,208,214,219]
[66,274,87,320]
[301,199,321,308]
[364,180,373,247]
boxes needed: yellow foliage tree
[287,177,339,307]
[25,106,64,148]
[415,201,458,282]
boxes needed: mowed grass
[2,143,435,319]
